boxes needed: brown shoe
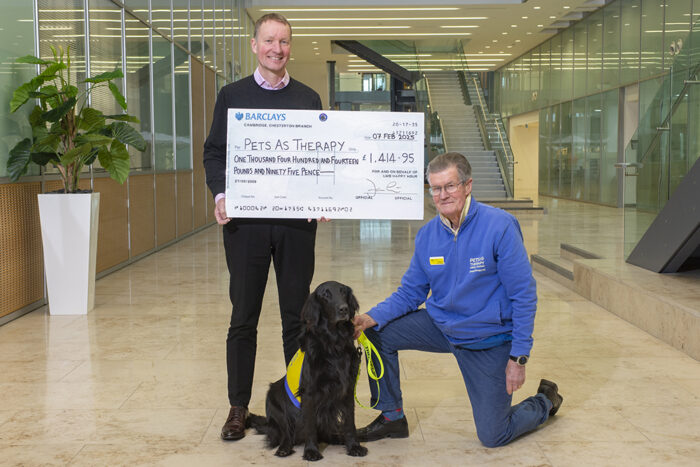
[221,406,249,440]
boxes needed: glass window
[125,12,152,170]
[572,97,587,199]
[224,0,233,80]
[585,94,602,203]
[559,101,573,198]
[232,0,242,80]
[621,0,641,85]
[561,28,574,102]
[0,1,37,177]
[573,21,588,98]
[602,2,621,91]
[151,0,172,39]
[152,33,174,171]
[640,0,665,79]
[215,0,226,76]
[190,0,203,59]
[202,0,216,70]
[588,11,604,94]
[88,0,123,173]
[174,46,191,170]
[126,0,150,24]
[172,0,189,50]
[550,35,562,105]
[530,45,541,111]
[601,89,619,206]
[38,0,86,86]
[664,0,692,72]
[540,41,552,108]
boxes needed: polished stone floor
[1,197,699,466]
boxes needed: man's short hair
[253,13,292,40]
[427,152,472,182]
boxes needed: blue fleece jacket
[367,199,537,357]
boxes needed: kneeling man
[354,152,562,448]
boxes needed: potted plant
[6,46,146,315]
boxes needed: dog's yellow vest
[284,349,304,409]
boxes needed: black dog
[250,281,368,461]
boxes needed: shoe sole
[221,432,245,441]
[360,431,409,442]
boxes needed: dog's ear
[300,292,322,327]
[346,285,359,313]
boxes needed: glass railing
[621,18,700,257]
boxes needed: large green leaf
[98,140,130,184]
[28,105,45,127]
[6,138,32,181]
[39,62,66,80]
[84,68,123,83]
[42,96,76,122]
[75,133,113,146]
[104,114,140,123]
[15,55,51,65]
[108,81,127,111]
[31,133,60,153]
[78,107,105,132]
[109,121,146,151]
[31,152,60,166]
[10,78,44,113]
[84,147,99,165]
[63,84,79,99]
[60,142,92,165]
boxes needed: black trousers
[223,222,316,407]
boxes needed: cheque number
[363,152,415,164]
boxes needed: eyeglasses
[428,180,465,196]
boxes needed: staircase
[424,71,507,199]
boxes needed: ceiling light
[533,6,542,9]
[563,6,570,9]
[485,46,491,48]
[502,32,508,35]
[522,16,528,19]
[549,16,556,19]
[511,24,517,27]
[507,45,513,48]
[537,24,544,27]
[515,39,521,43]
[492,39,498,42]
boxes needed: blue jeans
[364,309,552,447]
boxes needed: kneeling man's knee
[477,429,509,448]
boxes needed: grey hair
[254,13,292,40]
[427,152,472,182]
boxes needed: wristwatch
[509,355,529,366]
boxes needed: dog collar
[284,349,304,409]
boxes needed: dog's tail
[247,412,268,434]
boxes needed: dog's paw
[347,444,368,457]
[274,447,295,457]
[302,449,323,462]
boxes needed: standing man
[203,13,322,441]
[353,152,562,447]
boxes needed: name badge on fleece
[429,256,445,265]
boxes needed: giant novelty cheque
[225,109,425,220]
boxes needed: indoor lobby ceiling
[247,0,607,72]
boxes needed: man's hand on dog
[353,313,377,339]
[505,359,526,395]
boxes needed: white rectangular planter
[38,192,100,315]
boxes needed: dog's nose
[338,304,349,318]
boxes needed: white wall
[287,60,329,109]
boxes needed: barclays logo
[239,112,286,121]
[235,112,244,121]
